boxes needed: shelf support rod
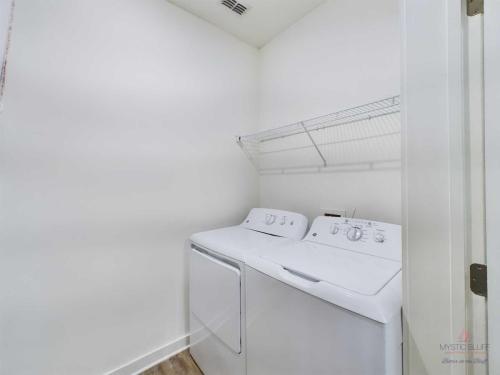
[236,136,261,171]
[301,122,327,167]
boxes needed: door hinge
[470,263,487,297]
[467,0,484,16]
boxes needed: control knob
[374,233,385,243]
[346,226,363,241]
[265,214,276,225]
[330,224,340,235]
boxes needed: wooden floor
[140,350,203,375]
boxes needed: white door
[402,0,490,374]
[189,248,241,353]
[484,1,500,373]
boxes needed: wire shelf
[237,96,401,174]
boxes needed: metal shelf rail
[237,96,401,174]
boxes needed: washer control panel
[305,216,401,261]
[241,208,309,240]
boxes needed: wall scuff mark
[0,0,15,109]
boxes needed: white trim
[484,0,500,373]
[400,0,409,372]
[448,1,469,374]
[105,334,189,375]
[464,13,488,375]
[401,0,468,373]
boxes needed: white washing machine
[245,216,402,375]
[188,208,308,375]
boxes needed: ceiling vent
[221,0,249,15]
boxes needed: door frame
[401,0,469,373]
[484,0,500,373]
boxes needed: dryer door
[190,247,241,353]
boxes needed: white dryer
[188,208,308,375]
[245,216,402,375]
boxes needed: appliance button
[374,233,385,243]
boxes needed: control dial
[330,224,340,235]
[374,233,385,243]
[346,226,363,241]
[265,214,277,225]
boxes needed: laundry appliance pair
[189,208,402,375]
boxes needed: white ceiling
[167,0,326,48]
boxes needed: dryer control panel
[304,216,401,261]
[240,208,308,240]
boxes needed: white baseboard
[106,334,189,375]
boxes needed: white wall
[258,0,401,223]
[0,1,258,374]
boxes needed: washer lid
[260,241,401,296]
